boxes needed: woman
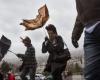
[42,24,67,80]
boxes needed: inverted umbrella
[0,35,11,61]
[20,4,49,30]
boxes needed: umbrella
[0,35,11,61]
[20,4,49,30]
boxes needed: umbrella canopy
[20,4,49,30]
[0,35,11,61]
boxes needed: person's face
[47,30,56,40]
[23,42,30,47]
[24,43,28,47]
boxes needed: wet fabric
[20,4,49,30]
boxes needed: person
[17,36,37,80]
[8,70,15,80]
[72,0,100,80]
[42,24,67,80]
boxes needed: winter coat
[42,35,66,73]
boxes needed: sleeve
[72,15,84,41]
[42,40,56,53]
[42,36,64,53]
[42,41,48,53]
[72,0,85,41]
[17,54,25,59]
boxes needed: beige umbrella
[20,4,49,30]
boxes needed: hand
[45,36,49,41]
[16,54,23,58]
[44,36,49,46]
[72,38,79,48]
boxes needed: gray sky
[0,0,84,61]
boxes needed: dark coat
[72,0,100,41]
[19,44,37,68]
[42,35,66,73]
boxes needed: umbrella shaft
[8,50,16,55]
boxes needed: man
[42,24,67,80]
[72,0,100,80]
[17,37,37,80]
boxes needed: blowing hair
[45,24,57,34]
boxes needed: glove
[72,38,79,48]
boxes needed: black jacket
[42,35,67,73]
[42,35,64,62]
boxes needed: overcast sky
[0,0,84,61]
